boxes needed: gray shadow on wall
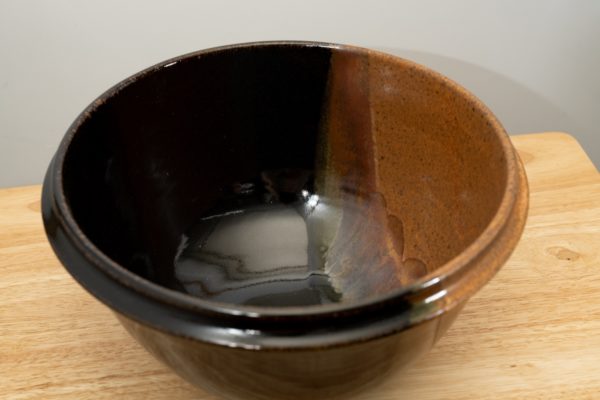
[376,48,584,141]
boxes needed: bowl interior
[62,43,508,307]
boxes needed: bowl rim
[47,40,520,321]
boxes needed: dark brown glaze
[42,42,529,399]
[117,311,445,400]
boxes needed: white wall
[1,0,598,187]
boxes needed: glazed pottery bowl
[42,41,528,399]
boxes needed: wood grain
[1,132,599,399]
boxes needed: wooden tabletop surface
[1,132,599,399]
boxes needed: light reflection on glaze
[174,169,344,307]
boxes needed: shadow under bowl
[42,41,528,399]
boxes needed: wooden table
[2,132,599,399]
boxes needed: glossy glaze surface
[42,42,528,399]
[117,305,464,400]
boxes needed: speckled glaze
[42,42,528,399]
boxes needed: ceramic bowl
[42,41,528,399]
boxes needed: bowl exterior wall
[117,306,463,400]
